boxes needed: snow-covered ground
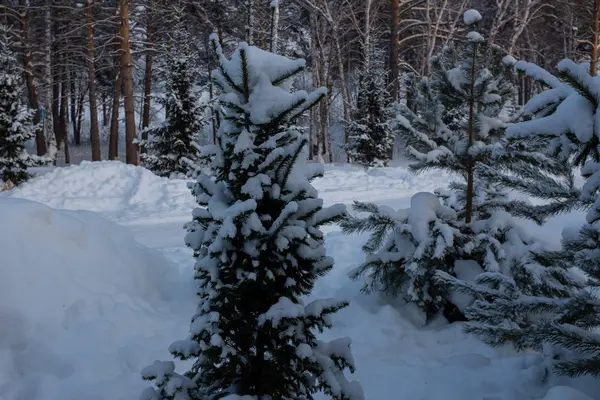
[0,161,597,400]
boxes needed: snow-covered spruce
[345,43,395,167]
[471,57,584,224]
[439,59,600,378]
[141,37,363,400]
[140,27,207,179]
[395,14,515,222]
[343,190,536,322]
[0,27,50,185]
[342,192,462,320]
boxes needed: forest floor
[0,160,597,400]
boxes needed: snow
[464,9,482,25]
[541,386,593,400]
[502,55,517,66]
[3,161,197,223]
[467,31,485,43]
[0,197,194,400]
[1,160,598,400]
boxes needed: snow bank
[0,198,193,400]
[6,161,196,222]
[541,386,593,400]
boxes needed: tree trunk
[465,43,478,224]
[388,0,400,101]
[51,64,61,146]
[119,0,138,165]
[76,84,86,144]
[59,64,70,164]
[86,0,101,161]
[44,0,57,160]
[70,71,80,146]
[591,0,600,76]
[246,0,255,45]
[19,6,47,156]
[269,1,280,53]
[141,10,153,153]
[109,73,122,160]
[102,91,109,126]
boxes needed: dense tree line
[0,0,597,166]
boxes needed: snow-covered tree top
[463,9,482,25]
[467,31,485,43]
[210,33,304,88]
[502,55,517,66]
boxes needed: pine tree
[345,45,395,167]
[0,26,48,186]
[141,27,206,178]
[141,36,363,400]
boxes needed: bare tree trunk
[102,91,108,126]
[59,64,70,164]
[308,12,320,160]
[591,0,600,76]
[44,0,57,160]
[70,71,80,146]
[86,0,101,161]
[246,0,255,45]
[109,73,122,160]
[76,83,86,143]
[51,63,61,146]
[119,0,138,165]
[18,5,47,156]
[269,0,280,53]
[388,0,400,101]
[141,9,153,153]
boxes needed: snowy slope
[1,161,597,400]
[0,198,195,400]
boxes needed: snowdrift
[0,198,193,400]
[6,161,196,222]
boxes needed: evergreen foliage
[345,44,395,167]
[141,28,206,178]
[438,59,600,378]
[0,27,49,186]
[342,192,462,319]
[343,11,537,322]
[395,29,514,221]
[141,36,363,400]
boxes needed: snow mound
[5,161,195,222]
[464,9,482,25]
[541,386,593,400]
[0,198,193,400]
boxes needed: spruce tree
[0,26,48,186]
[141,36,363,400]
[438,59,600,378]
[342,10,536,322]
[396,11,515,223]
[345,44,395,167]
[341,192,465,320]
[141,27,206,178]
